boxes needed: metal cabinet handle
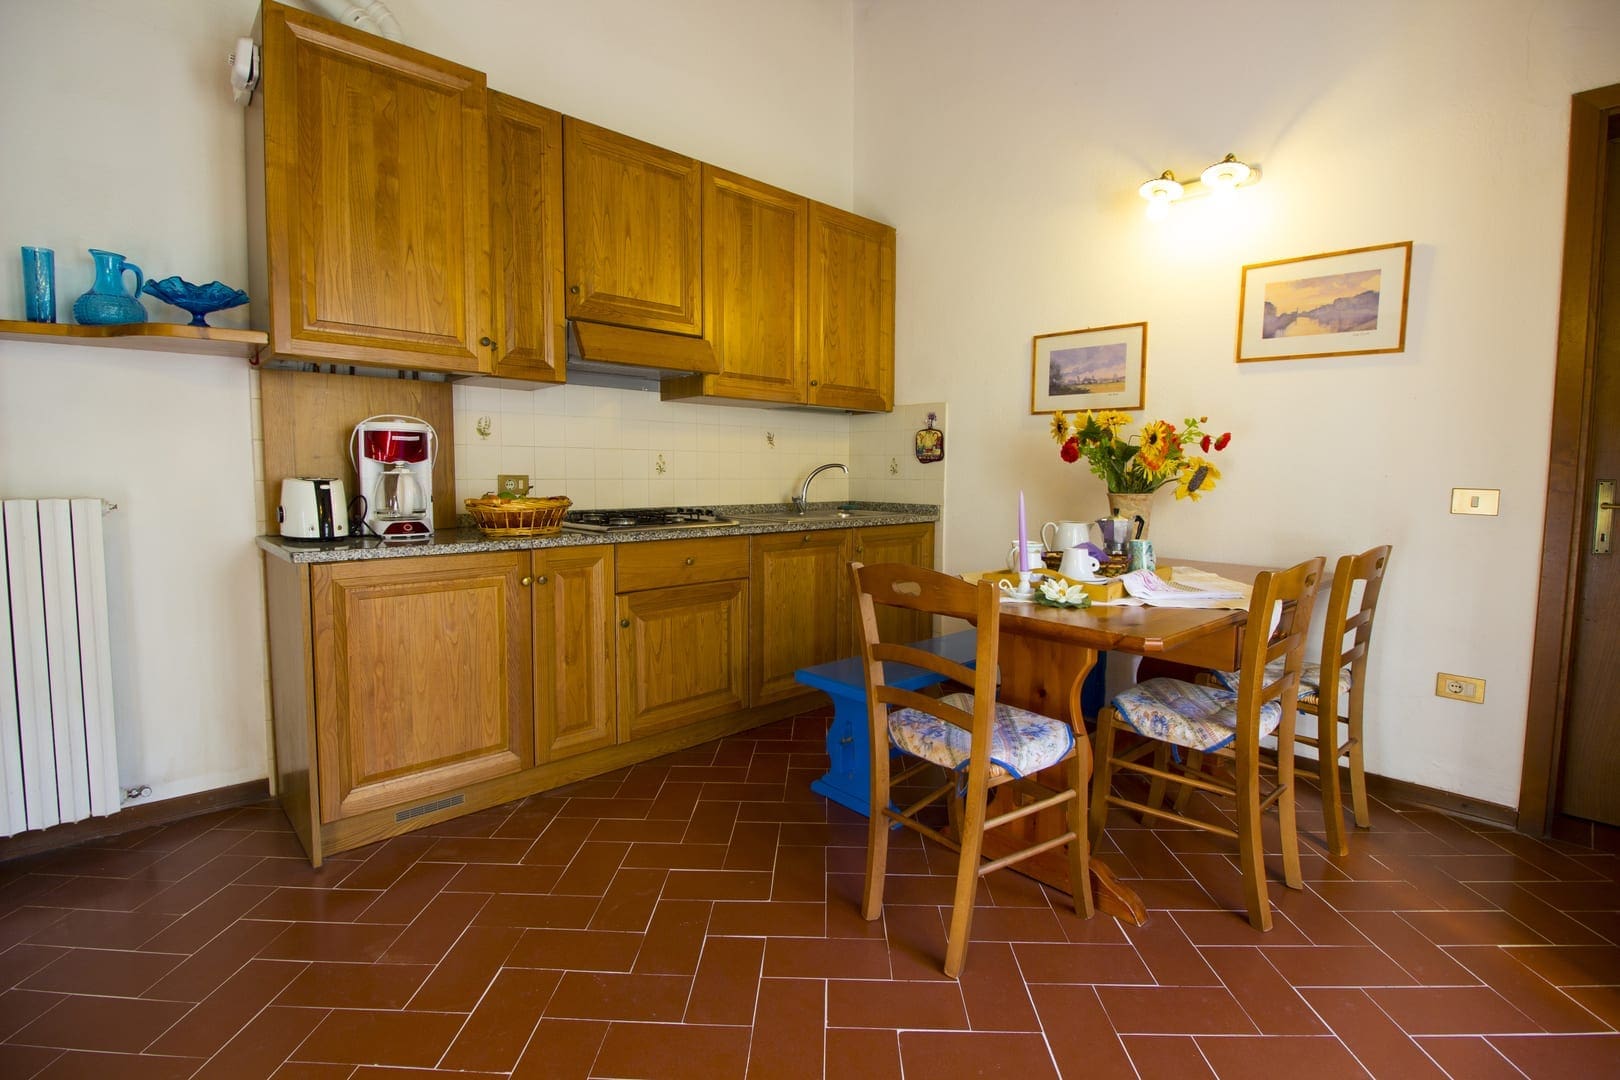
[479,336,494,348]
[535,575,548,585]
[684,556,695,565]
[520,575,533,586]
[569,284,581,294]
[620,618,631,628]
[809,379,819,387]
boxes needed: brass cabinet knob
[855,546,863,555]
[684,556,695,565]
[535,575,548,585]
[809,379,819,387]
[479,336,494,347]
[569,284,581,294]
[620,618,631,628]
[520,575,533,586]
[802,534,811,542]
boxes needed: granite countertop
[258,502,940,563]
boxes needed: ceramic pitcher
[72,249,146,325]
[1041,519,1091,554]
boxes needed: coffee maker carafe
[350,414,437,542]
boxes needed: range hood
[564,320,719,389]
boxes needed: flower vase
[1106,491,1154,539]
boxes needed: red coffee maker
[349,414,437,542]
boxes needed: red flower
[1060,436,1081,463]
[1214,432,1231,451]
[1200,434,1212,453]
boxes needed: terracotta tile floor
[3,707,1619,1078]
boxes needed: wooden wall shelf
[0,320,268,359]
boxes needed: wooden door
[1559,123,1620,826]
[852,523,936,644]
[564,117,702,335]
[752,530,851,704]
[533,546,617,762]
[695,165,809,403]
[310,552,532,823]
[808,202,895,412]
[260,2,491,373]
[488,92,566,383]
[616,580,748,740]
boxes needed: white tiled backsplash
[452,384,945,512]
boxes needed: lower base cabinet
[263,522,932,865]
[851,522,937,643]
[309,552,534,824]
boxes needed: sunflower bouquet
[1050,409,1229,500]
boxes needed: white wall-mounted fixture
[307,0,405,41]
[228,37,259,105]
[1137,153,1261,219]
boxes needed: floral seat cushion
[888,692,1073,779]
[1111,677,1284,753]
[1213,659,1350,707]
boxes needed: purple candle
[1017,490,1028,572]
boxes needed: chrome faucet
[794,462,848,514]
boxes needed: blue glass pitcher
[72,249,146,325]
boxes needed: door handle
[1596,480,1614,555]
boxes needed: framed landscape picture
[1236,241,1412,363]
[1030,322,1147,413]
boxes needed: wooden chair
[1089,557,1325,931]
[851,562,1093,978]
[1211,546,1393,856]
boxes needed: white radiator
[0,498,120,837]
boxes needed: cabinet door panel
[489,92,565,382]
[808,202,895,412]
[564,117,702,335]
[852,524,936,645]
[312,553,531,822]
[534,547,616,761]
[263,4,491,372]
[617,580,747,740]
[752,531,851,704]
[701,165,808,403]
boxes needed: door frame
[1520,83,1620,834]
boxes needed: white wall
[853,0,1620,807]
[0,0,860,805]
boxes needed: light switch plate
[1450,488,1500,515]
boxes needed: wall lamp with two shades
[1138,153,1261,220]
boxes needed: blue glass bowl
[140,277,250,327]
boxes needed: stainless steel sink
[734,507,887,522]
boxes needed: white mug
[1006,539,1044,571]
[1059,546,1102,580]
[1042,519,1091,553]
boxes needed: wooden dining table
[981,560,1268,925]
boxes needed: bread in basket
[464,493,571,537]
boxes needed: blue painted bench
[795,630,978,817]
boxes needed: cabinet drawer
[615,536,750,592]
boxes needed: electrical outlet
[1435,672,1486,703]
[497,474,529,496]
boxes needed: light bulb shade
[1138,173,1184,203]
[1200,154,1252,189]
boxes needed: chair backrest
[850,562,1003,776]
[1316,545,1393,709]
[1232,556,1327,748]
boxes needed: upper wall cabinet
[488,92,566,383]
[808,202,895,412]
[564,118,703,336]
[250,2,493,374]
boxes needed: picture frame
[1030,321,1147,414]
[1236,241,1413,363]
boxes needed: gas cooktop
[561,506,738,533]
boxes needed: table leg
[988,634,1149,926]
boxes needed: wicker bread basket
[464,494,572,537]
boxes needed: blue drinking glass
[21,246,56,323]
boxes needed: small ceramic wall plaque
[915,412,943,463]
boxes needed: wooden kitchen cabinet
[614,538,750,740]
[850,523,935,644]
[251,1,493,374]
[662,166,808,406]
[533,546,616,762]
[564,118,703,336]
[751,529,852,705]
[309,552,532,825]
[808,202,896,412]
[487,92,567,383]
